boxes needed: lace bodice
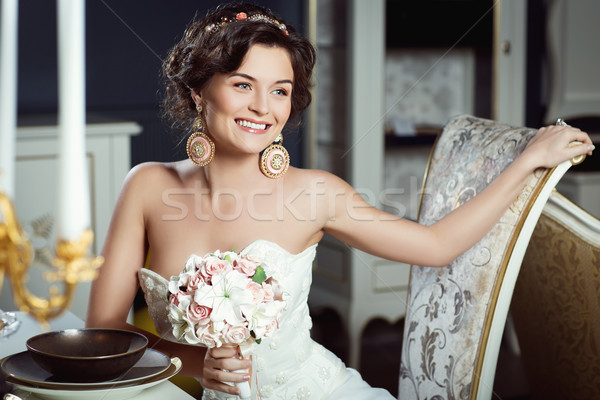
[138,240,393,400]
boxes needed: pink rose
[262,282,275,302]
[170,290,190,307]
[234,256,258,277]
[263,319,279,338]
[187,272,205,291]
[267,278,284,301]
[223,325,250,344]
[200,257,231,281]
[246,282,265,304]
[187,302,211,325]
[169,291,180,307]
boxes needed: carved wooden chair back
[398,115,578,400]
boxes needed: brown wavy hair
[162,2,316,137]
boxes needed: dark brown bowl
[26,328,148,383]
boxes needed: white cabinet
[545,0,600,122]
[544,0,600,219]
[307,0,409,369]
[0,116,141,320]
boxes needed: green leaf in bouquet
[250,330,262,344]
[252,265,267,284]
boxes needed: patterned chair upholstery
[510,191,600,400]
[398,115,580,400]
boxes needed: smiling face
[197,44,294,156]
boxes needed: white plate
[1,349,171,389]
[9,357,181,400]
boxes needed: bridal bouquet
[167,250,286,350]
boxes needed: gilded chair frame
[472,158,573,399]
[399,115,581,400]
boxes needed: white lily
[250,300,286,337]
[195,270,254,326]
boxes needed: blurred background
[14,0,307,166]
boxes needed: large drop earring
[260,134,290,179]
[186,104,215,167]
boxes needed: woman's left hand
[524,124,594,170]
[201,344,251,395]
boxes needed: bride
[86,2,594,399]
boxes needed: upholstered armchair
[510,191,600,400]
[398,115,580,400]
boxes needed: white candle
[0,0,19,205]
[56,0,90,240]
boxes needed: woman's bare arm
[324,124,594,267]
[85,164,213,378]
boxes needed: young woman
[86,3,594,399]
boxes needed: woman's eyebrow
[230,72,293,86]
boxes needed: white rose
[198,326,222,348]
[184,254,204,272]
[223,325,250,344]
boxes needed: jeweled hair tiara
[205,12,289,36]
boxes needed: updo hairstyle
[162,2,316,134]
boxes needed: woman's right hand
[201,345,252,395]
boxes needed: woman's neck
[201,152,273,193]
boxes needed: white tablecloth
[0,311,196,399]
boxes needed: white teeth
[237,120,267,130]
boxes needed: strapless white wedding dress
[138,239,394,400]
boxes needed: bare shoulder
[116,160,193,208]
[126,160,185,182]
[124,160,196,191]
[286,166,351,190]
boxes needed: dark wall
[16,0,307,167]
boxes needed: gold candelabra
[0,189,103,329]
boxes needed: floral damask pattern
[511,209,600,400]
[398,115,548,399]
